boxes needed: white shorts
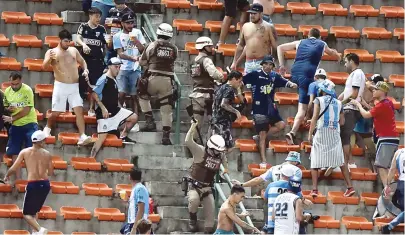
[97,108,133,134]
[52,81,83,112]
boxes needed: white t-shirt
[113,28,146,71]
[342,68,366,110]
[274,192,300,235]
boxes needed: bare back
[22,147,52,181]
[48,47,79,84]
[243,22,274,59]
[217,199,235,231]
[253,0,274,15]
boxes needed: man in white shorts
[42,30,92,145]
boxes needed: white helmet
[207,135,226,151]
[156,23,173,38]
[195,36,213,50]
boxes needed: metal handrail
[142,13,182,144]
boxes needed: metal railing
[141,14,182,144]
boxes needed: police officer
[189,36,224,142]
[139,23,178,145]
[184,120,228,233]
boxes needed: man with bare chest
[231,3,277,74]
[42,29,92,145]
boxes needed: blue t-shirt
[113,28,146,71]
[307,80,337,98]
[243,70,288,115]
[127,183,150,224]
[94,0,115,6]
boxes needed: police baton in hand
[186,104,204,145]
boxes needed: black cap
[114,0,126,3]
[260,55,275,65]
[247,3,263,13]
[369,74,384,84]
[121,13,135,22]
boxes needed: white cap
[315,68,327,77]
[31,130,46,143]
[280,164,296,177]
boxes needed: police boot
[189,212,198,232]
[141,112,156,132]
[162,126,172,145]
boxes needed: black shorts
[23,180,50,216]
[224,0,250,17]
[253,113,283,133]
[87,59,105,86]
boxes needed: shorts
[52,81,84,112]
[354,117,373,134]
[245,58,263,74]
[22,180,50,216]
[253,113,283,133]
[97,108,133,134]
[117,69,141,95]
[6,123,38,156]
[340,109,361,146]
[224,0,249,17]
[214,229,235,234]
[211,122,234,148]
[374,137,399,169]
[120,222,134,235]
[290,76,313,104]
[263,14,272,24]
[87,59,105,86]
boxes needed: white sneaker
[348,163,357,172]
[77,134,92,145]
[87,110,96,117]
[38,227,48,235]
[43,126,51,137]
[130,123,140,133]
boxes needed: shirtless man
[254,0,275,23]
[42,29,92,145]
[3,130,53,234]
[231,3,277,74]
[215,185,261,234]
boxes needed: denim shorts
[6,123,38,156]
[117,70,141,95]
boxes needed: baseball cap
[107,57,123,66]
[114,0,126,3]
[280,164,296,177]
[315,68,327,77]
[260,55,275,65]
[287,176,302,194]
[369,74,384,84]
[121,13,135,22]
[372,81,390,93]
[31,130,46,143]
[247,3,263,13]
[285,151,301,164]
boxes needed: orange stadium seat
[50,181,80,194]
[327,72,349,85]
[269,140,300,153]
[103,159,134,172]
[149,214,161,223]
[33,13,63,25]
[302,190,327,204]
[58,132,86,145]
[3,154,13,167]
[60,206,92,220]
[91,133,123,147]
[3,230,30,235]
[298,25,328,37]
[185,42,198,55]
[360,192,379,206]
[0,182,12,193]
[248,163,271,177]
[349,5,379,17]
[38,206,57,220]
[45,36,74,48]
[217,44,237,56]
[71,157,102,171]
[380,6,405,18]
[205,21,235,33]
[350,168,378,181]
[14,179,28,193]
[82,183,113,197]
[115,184,132,197]
[300,141,312,153]
[328,191,360,205]
[35,84,53,97]
[0,34,10,47]
[24,58,53,72]
[274,92,299,105]
[287,117,309,130]
[318,3,348,16]
[389,74,404,87]
[46,110,75,122]
[194,0,223,10]
[396,121,404,133]
[286,2,317,15]
[344,49,375,62]
[161,0,191,9]
[273,1,285,13]
[314,215,340,229]
[342,216,373,230]
[47,232,63,235]
[235,139,258,152]
[173,19,203,32]
[330,26,360,39]
[1,11,31,24]
[0,57,22,71]
[274,24,297,36]
[394,28,404,40]
[362,27,393,39]
[51,156,68,169]
[234,91,252,103]
[351,145,364,156]
[385,97,401,110]
[376,50,404,63]
[232,115,253,128]
[375,217,405,232]
[12,35,42,47]
[297,165,311,178]
[0,204,23,218]
[94,208,125,221]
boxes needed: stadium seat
[82,183,113,196]
[342,216,373,230]
[375,217,405,232]
[351,145,364,156]
[0,57,22,71]
[269,140,300,153]
[0,34,10,47]
[24,58,53,72]
[298,25,328,37]
[33,13,63,25]
[300,141,312,153]
[330,26,360,39]
[376,50,404,63]
[94,208,125,221]
[287,117,309,131]
[385,97,401,110]
[297,165,311,178]
[344,49,375,62]
[396,121,404,133]
[217,44,237,56]
[248,163,271,177]
[38,206,57,220]
[232,115,253,128]
[349,5,379,17]
[318,3,348,16]
[380,6,405,18]
[286,2,317,15]
[274,24,297,36]
[362,27,393,39]
[0,182,12,193]
[185,42,198,55]
[234,91,252,103]
[51,156,68,169]
[45,36,74,48]
[389,74,404,87]
[274,92,299,105]
[302,190,327,204]
[314,215,340,229]
[235,139,258,152]
[115,184,132,197]
[173,19,203,32]
[1,11,31,24]
[47,232,63,235]
[3,230,30,235]
[3,154,13,167]
[91,133,123,147]
[149,214,161,223]
[35,84,53,97]
[50,181,80,194]
[205,21,235,33]
[350,168,377,181]
[58,132,88,145]
[360,192,379,206]
[12,35,42,47]
[15,179,28,193]
[394,28,404,40]
[60,206,92,220]
[194,0,223,10]
[46,110,76,122]
[273,1,285,13]
[71,157,102,171]
[327,72,349,85]
[327,191,360,205]
[161,0,191,9]
[0,204,23,218]
[103,159,134,172]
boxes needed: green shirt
[4,83,37,126]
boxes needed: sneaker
[38,227,48,235]
[77,135,92,145]
[130,123,140,133]
[310,189,318,198]
[381,225,391,234]
[324,167,335,177]
[343,187,355,197]
[87,109,96,117]
[285,132,296,145]
[43,126,51,137]
[121,136,136,144]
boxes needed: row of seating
[0,34,74,48]
[1,12,63,25]
[4,232,95,235]
[315,215,403,231]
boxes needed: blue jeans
[117,70,141,95]
[91,1,114,25]
[6,123,38,155]
[389,212,404,229]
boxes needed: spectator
[308,80,354,197]
[351,81,399,186]
[92,0,115,25]
[277,28,340,145]
[338,53,366,169]
[2,71,38,179]
[120,168,150,235]
[217,0,249,47]
[76,7,109,117]
[90,57,138,158]
[135,219,153,234]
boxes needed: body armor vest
[148,40,177,75]
[190,150,222,184]
[190,56,214,94]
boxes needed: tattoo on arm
[220,98,238,114]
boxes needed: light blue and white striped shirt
[315,96,342,131]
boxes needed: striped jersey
[396,148,405,181]
[274,192,300,235]
[315,96,342,131]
